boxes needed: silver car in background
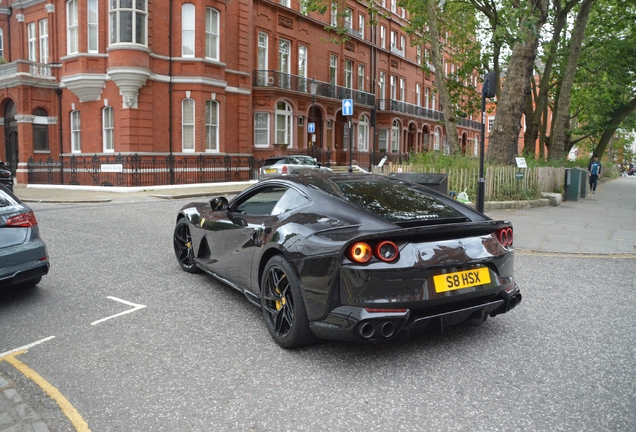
[259,155,332,179]
[0,184,49,291]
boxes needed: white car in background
[259,155,332,179]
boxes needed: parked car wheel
[15,276,42,290]
[261,255,316,348]
[173,218,201,273]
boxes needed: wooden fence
[373,163,565,201]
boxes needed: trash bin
[576,167,588,198]
[564,168,581,201]
[389,172,449,195]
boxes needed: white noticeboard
[101,164,123,173]
[515,157,527,168]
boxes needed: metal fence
[27,154,261,187]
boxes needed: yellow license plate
[433,268,491,293]
[265,169,276,173]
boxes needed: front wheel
[173,218,201,273]
[261,255,317,348]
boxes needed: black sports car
[173,173,521,348]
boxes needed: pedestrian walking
[588,154,602,193]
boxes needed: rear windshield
[330,178,465,223]
[262,158,284,167]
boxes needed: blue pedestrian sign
[308,122,315,133]
[342,99,354,116]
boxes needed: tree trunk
[427,0,461,154]
[549,0,595,159]
[593,96,636,157]
[486,0,548,165]
[523,79,539,155]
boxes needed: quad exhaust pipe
[358,321,397,339]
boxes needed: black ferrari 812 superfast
[173,173,521,348]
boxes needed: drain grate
[609,230,636,242]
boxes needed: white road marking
[0,336,56,359]
[91,296,147,326]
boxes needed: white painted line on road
[91,296,147,326]
[0,336,56,359]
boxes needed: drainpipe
[56,88,63,184]
[168,0,174,184]
[7,8,12,60]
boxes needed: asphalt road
[1,199,634,431]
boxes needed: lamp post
[478,72,496,213]
[310,79,318,159]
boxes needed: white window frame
[70,110,81,153]
[358,64,365,91]
[401,35,406,54]
[358,14,365,39]
[182,98,195,152]
[102,106,114,152]
[391,120,400,152]
[358,115,369,152]
[182,3,195,57]
[88,0,98,53]
[390,31,397,50]
[379,71,386,109]
[0,28,4,59]
[109,0,148,46]
[380,26,386,49]
[330,55,338,85]
[344,8,353,30]
[280,0,291,6]
[416,84,421,106]
[206,100,219,152]
[254,112,270,147]
[399,78,405,102]
[434,128,441,151]
[331,3,338,26]
[391,0,397,13]
[67,0,78,55]
[206,8,220,60]
[390,75,397,100]
[344,60,353,89]
[432,92,437,110]
[378,128,388,152]
[28,23,37,62]
[275,101,293,146]
[39,20,49,64]
[257,32,268,86]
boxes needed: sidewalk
[12,176,636,255]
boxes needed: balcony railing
[0,60,54,80]
[377,99,481,130]
[253,70,375,106]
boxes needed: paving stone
[14,405,37,422]
[0,411,14,426]
[2,390,21,405]
[0,378,8,389]
[0,424,26,432]
[32,422,50,432]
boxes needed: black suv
[0,161,13,191]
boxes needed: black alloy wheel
[173,218,201,273]
[261,255,316,348]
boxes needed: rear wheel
[261,255,317,348]
[15,276,41,290]
[173,218,201,273]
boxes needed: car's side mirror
[210,197,229,211]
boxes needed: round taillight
[349,242,372,263]
[374,240,399,262]
[281,165,288,174]
[497,227,513,247]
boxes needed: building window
[275,101,293,146]
[358,64,365,91]
[279,38,291,88]
[330,55,338,86]
[425,88,430,109]
[390,31,397,50]
[300,0,308,15]
[390,75,397,100]
[298,45,308,91]
[33,109,49,152]
[391,0,397,13]
[206,100,219,152]
[28,23,37,62]
[110,0,147,45]
[380,26,386,49]
[432,92,436,110]
[399,78,405,102]
[182,98,195,152]
[378,129,388,152]
[70,110,81,153]
[416,46,421,64]
[434,128,441,151]
[391,120,400,152]
[344,60,353,89]
[0,28,4,59]
[401,35,406,55]
[88,0,98,52]
[359,14,365,39]
[254,113,269,147]
[331,3,338,26]
[182,3,195,57]
[358,115,369,152]
[67,0,78,54]
[102,107,114,152]
[39,20,49,63]
[206,8,219,60]
[416,84,421,106]
[379,71,386,109]
[345,8,353,30]
[257,32,268,86]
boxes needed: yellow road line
[0,351,91,432]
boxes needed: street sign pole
[343,99,354,173]
[478,72,496,213]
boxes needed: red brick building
[0,0,481,186]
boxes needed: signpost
[308,122,315,133]
[343,99,354,173]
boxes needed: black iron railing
[27,154,261,187]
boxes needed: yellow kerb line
[0,350,91,432]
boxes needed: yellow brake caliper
[275,274,287,311]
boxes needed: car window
[262,158,284,167]
[234,186,287,216]
[271,188,310,215]
[331,178,464,222]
